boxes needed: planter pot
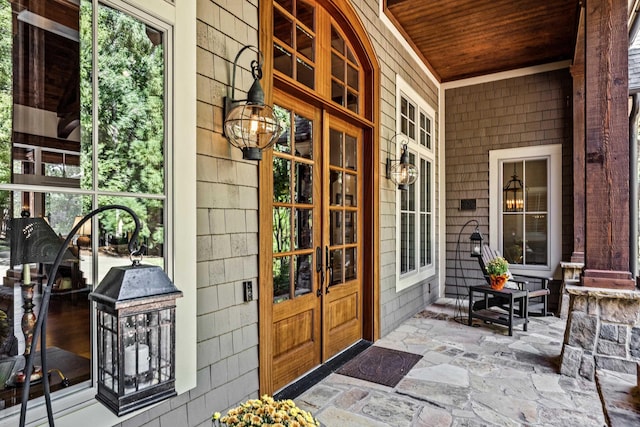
[490,274,508,290]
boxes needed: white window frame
[395,75,436,292]
[489,145,561,278]
[0,1,196,425]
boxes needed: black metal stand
[19,205,141,427]
[453,219,481,324]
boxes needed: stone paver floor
[296,299,610,426]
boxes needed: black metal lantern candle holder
[90,261,182,416]
[19,205,181,426]
[469,226,484,257]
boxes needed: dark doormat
[336,346,422,387]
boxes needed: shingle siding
[444,69,573,298]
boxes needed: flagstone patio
[295,299,640,426]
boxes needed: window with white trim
[489,145,562,277]
[395,76,435,291]
[0,0,196,423]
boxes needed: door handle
[325,246,331,294]
[316,246,324,297]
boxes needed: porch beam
[582,0,634,288]
[570,7,585,263]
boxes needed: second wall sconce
[386,134,418,190]
[223,45,283,161]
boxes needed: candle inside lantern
[124,344,149,376]
[23,264,30,285]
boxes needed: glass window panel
[97,5,164,194]
[274,8,293,45]
[329,129,342,167]
[330,249,342,285]
[272,207,291,253]
[344,174,356,207]
[330,210,343,245]
[346,91,358,113]
[273,157,291,203]
[526,159,548,212]
[426,213,432,264]
[407,153,416,211]
[329,171,342,206]
[294,253,312,296]
[331,26,344,53]
[275,0,293,13]
[97,196,165,275]
[426,161,431,211]
[331,80,344,107]
[401,97,408,117]
[347,47,357,64]
[347,64,358,90]
[400,212,409,274]
[420,214,426,267]
[420,159,427,211]
[503,213,523,264]
[296,58,314,89]
[408,213,415,271]
[274,43,293,77]
[297,0,315,30]
[345,212,356,244]
[331,52,344,81]
[273,256,291,303]
[296,25,314,61]
[345,247,356,281]
[294,208,312,249]
[526,213,548,265]
[293,114,312,159]
[295,162,312,204]
[344,135,356,170]
[273,105,291,153]
[400,185,408,211]
[503,161,524,212]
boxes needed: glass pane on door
[328,126,359,286]
[272,105,315,302]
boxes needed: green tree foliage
[0,1,13,198]
[79,1,165,247]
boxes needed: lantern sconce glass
[223,45,283,161]
[385,134,418,190]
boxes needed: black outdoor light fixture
[386,134,419,190]
[223,45,283,160]
[469,224,484,257]
[19,205,182,426]
[504,163,524,212]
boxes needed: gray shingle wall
[444,69,572,298]
[349,0,440,337]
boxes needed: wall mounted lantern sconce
[385,134,418,190]
[503,163,524,212]
[223,45,283,161]
[19,205,182,426]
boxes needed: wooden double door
[266,92,364,392]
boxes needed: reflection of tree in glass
[79,2,164,246]
[0,2,12,200]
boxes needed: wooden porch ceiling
[384,0,580,82]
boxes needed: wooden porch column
[570,9,585,264]
[582,0,634,289]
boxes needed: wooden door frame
[258,0,380,395]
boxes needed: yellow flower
[212,412,221,421]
